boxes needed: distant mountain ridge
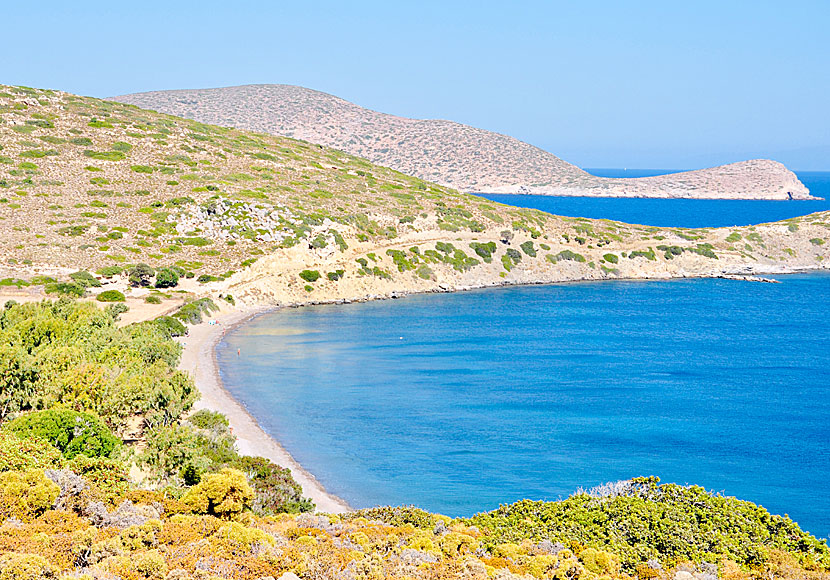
[112,84,815,200]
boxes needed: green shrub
[520,241,536,257]
[0,432,63,472]
[44,281,85,297]
[6,409,119,459]
[154,267,180,288]
[145,294,162,304]
[327,270,345,281]
[96,290,125,302]
[96,265,123,278]
[173,298,218,325]
[603,253,619,264]
[188,410,230,431]
[128,263,155,287]
[299,269,320,282]
[226,456,313,515]
[469,241,497,263]
[628,248,656,261]
[548,250,586,263]
[83,150,125,161]
[154,315,187,338]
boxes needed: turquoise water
[479,170,830,228]
[217,170,830,538]
[218,274,830,538]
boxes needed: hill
[112,84,815,200]
[0,83,828,307]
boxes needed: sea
[216,170,830,538]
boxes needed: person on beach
[237,348,241,357]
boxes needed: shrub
[128,263,154,287]
[0,552,59,580]
[0,469,61,521]
[548,250,586,263]
[628,248,656,261]
[105,303,129,320]
[466,477,830,571]
[96,290,125,302]
[6,409,119,459]
[0,432,63,472]
[173,298,218,325]
[299,269,320,282]
[145,294,162,304]
[69,271,101,288]
[603,253,619,264]
[184,467,254,518]
[68,455,131,502]
[227,456,313,514]
[470,241,497,263]
[96,265,123,278]
[520,240,536,257]
[154,268,179,288]
[44,281,85,297]
[83,150,125,161]
[154,315,187,338]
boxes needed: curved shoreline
[178,304,353,514]
[177,266,830,515]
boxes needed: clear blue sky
[2,1,828,170]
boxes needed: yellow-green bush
[0,553,58,580]
[0,470,60,521]
[183,467,254,518]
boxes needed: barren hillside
[112,84,814,200]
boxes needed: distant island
[112,84,816,200]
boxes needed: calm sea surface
[217,170,830,538]
[479,170,830,228]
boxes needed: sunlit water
[217,170,830,538]
[478,170,830,228]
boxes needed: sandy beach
[178,303,352,514]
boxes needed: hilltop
[112,84,814,200]
[0,84,828,308]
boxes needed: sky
[1,1,828,170]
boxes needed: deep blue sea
[217,170,830,539]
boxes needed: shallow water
[218,274,830,538]
[478,170,830,228]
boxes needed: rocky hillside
[0,84,828,307]
[112,84,814,200]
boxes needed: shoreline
[178,303,353,514]
[174,266,830,515]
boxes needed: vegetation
[96,289,125,302]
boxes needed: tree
[0,344,38,421]
[128,263,155,287]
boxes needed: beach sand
[178,303,352,514]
